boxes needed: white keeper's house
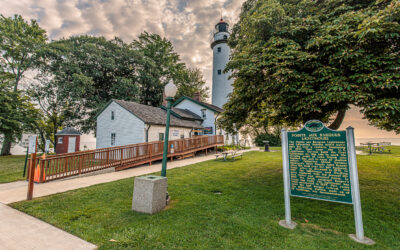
[95,95,223,149]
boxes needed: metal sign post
[279,121,374,245]
[346,127,375,245]
[279,129,297,229]
[27,136,37,200]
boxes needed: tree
[132,32,209,105]
[175,67,209,101]
[0,14,47,155]
[29,76,73,151]
[0,75,39,155]
[131,32,184,106]
[38,36,141,133]
[222,0,400,133]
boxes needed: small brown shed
[55,127,81,154]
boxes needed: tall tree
[0,74,39,155]
[0,14,47,155]
[175,67,209,101]
[222,0,400,133]
[38,36,141,132]
[131,32,185,106]
[29,76,73,151]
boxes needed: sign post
[45,139,50,153]
[280,121,374,245]
[279,129,297,229]
[27,136,37,200]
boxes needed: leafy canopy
[222,0,400,133]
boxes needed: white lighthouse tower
[211,19,234,108]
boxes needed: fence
[28,135,224,183]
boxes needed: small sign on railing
[28,136,37,154]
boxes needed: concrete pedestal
[348,234,375,245]
[132,175,167,214]
[279,220,297,229]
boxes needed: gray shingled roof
[172,96,224,113]
[113,100,204,129]
[197,101,224,113]
[170,107,203,121]
[55,127,81,135]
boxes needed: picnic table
[360,142,391,154]
[215,150,243,161]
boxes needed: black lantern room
[215,19,229,33]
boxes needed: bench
[231,152,243,161]
[215,154,223,160]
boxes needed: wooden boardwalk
[28,135,224,183]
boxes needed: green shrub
[255,133,281,146]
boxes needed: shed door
[68,137,76,153]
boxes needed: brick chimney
[193,92,201,101]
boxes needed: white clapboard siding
[96,101,145,149]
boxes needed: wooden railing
[29,135,224,183]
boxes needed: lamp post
[161,80,177,177]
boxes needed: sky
[1,0,245,89]
[2,0,399,141]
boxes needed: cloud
[0,0,245,91]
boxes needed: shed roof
[55,127,81,136]
[113,100,204,129]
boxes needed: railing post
[79,155,83,175]
[106,150,109,166]
[120,148,123,166]
[39,159,45,183]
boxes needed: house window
[217,69,222,75]
[159,133,164,141]
[217,47,221,52]
[111,133,116,146]
[201,109,206,119]
[111,111,115,120]
[58,137,63,144]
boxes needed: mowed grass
[0,155,26,183]
[12,147,400,249]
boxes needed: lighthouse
[211,19,234,108]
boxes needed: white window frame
[201,109,206,119]
[111,133,116,146]
[58,137,63,144]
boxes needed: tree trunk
[328,109,347,130]
[1,132,13,156]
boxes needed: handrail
[29,135,224,183]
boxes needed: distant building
[55,127,81,154]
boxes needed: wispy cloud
[1,0,245,89]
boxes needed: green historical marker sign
[287,120,352,204]
[280,121,374,244]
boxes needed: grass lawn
[0,155,27,183]
[12,147,400,249]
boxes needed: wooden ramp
[28,135,224,183]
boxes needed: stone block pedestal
[132,175,168,214]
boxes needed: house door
[68,137,76,153]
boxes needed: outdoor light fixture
[161,80,177,177]
[164,80,178,98]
